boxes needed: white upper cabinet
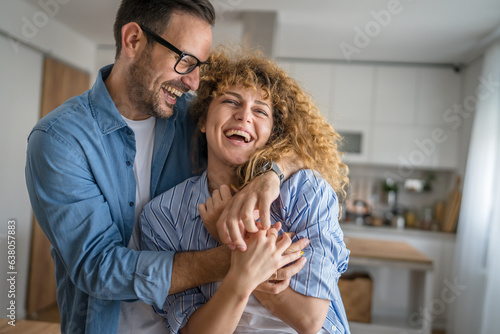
[415,67,462,126]
[373,66,418,125]
[286,62,333,120]
[275,59,462,169]
[371,124,458,169]
[331,64,374,126]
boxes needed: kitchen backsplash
[343,164,457,231]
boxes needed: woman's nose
[235,105,252,122]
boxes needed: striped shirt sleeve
[278,170,350,302]
[139,178,209,334]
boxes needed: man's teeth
[225,129,251,143]
[162,84,183,97]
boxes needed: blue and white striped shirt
[140,169,351,334]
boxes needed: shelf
[341,222,457,241]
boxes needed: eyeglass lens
[176,55,199,74]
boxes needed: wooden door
[27,57,90,317]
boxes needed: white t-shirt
[117,116,167,333]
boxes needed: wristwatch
[260,160,284,187]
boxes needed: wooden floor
[27,303,61,323]
[0,319,60,334]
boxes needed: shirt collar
[191,171,211,220]
[89,65,128,135]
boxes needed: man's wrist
[209,245,232,280]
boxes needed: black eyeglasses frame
[139,24,207,75]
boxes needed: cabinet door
[371,124,458,169]
[416,67,462,126]
[373,66,417,125]
[331,64,374,125]
[291,62,333,119]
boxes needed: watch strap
[263,160,284,187]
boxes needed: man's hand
[198,185,233,243]
[216,172,281,251]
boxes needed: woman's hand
[227,227,303,295]
[198,184,234,243]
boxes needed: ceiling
[21,0,500,65]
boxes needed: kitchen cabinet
[370,124,459,169]
[416,67,462,126]
[275,59,462,169]
[341,224,456,331]
[331,64,374,125]
[277,60,333,118]
[373,66,418,125]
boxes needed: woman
[140,48,350,334]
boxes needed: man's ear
[121,22,147,59]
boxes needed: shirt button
[129,202,134,207]
[126,130,132,135]
[126,161,131,166]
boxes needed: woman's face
[202,85,273,168]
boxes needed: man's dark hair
[113,0,215,60]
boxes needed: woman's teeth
[224,129,251,143]
[162,84,183,97]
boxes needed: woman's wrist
[223,269,254,300]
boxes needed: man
[25,1,306,333]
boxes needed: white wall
[0,0,97,320]
[0,34,43,321]
[457,57,484,179]
[0,0,96,74]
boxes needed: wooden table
[344,237,434,334]
[0,319,60,334]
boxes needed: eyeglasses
[140,25,208,75]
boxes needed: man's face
[126,12,212,119]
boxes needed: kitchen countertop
[341,221,456,241]
[345,236,433,269]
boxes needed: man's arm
[168,246,231,294]
[25,130,173,306]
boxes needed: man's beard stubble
[125,46,173,119]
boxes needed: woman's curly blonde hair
[190,47,349,200]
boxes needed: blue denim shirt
[25,65,197,334]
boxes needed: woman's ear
[121,22,147,59]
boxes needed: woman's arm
[251,170,349,334]
[253,288,329,334]
[180,229,303,334]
